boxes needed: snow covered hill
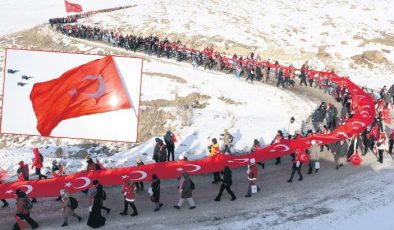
[0,1,393,229]
[79,0,394,90]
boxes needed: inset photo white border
[1,49,143,143]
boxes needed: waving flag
[30,56,132,136]
[65,0,83,13]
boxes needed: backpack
[102,190,107,200]
[69,197,78,210]
[190,180,195,190]
[24,198,33,211]
[39,153,44,163]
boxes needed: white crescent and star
[177,164,202,173]
[355,95,366,99]
[68,74,106,99]
[19,185,33,194]
[72,177,91,189]
[336,132,349,139]
[228,158,250,163]
[270,144,290,152]
[361,111,370,117]
[352,121,365,129]
[361,105,370,109]
[129,171,147,180]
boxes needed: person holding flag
[208,138,221,184]
[245,158,260,198]
[287,149,305,183]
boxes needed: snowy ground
[0,0,393,229]
[79,0,394,90]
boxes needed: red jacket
[32,148,43,169]
[247,164,258,181]
[122,183,136,201]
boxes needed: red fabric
[296,150,310,163]
[382,109,391,124]
[172,134,177,143]
[349,153,362,166]
[32,148,42,169]
[248,164,258,179]
[30,56,131,136]
[65,0,83,13]
[0,45,377,200]
[122,183,135,200]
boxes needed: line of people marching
[2,82,392,229]
[1,13,392,229]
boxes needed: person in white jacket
[288,117,297,139]
[376,133,387,163]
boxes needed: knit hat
[250,158,256,164]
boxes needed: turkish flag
[349,152,362,166]
[30,56,131,136]
[65,0,83,13]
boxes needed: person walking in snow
[150,174,163,211]
[251,139,265,168]
[87,180,106,228]
[389,129,394,155]
[307,140,320,174]
[220,129,233,154]
[209,138,222,183]
[153,138,167,163]
[120,179,138,216]
[12,189,39,230]
[245,158,260,198]
[288,117,297,139]
[59,189,82,227]
[287,149,304,183]
[276,69,285,88]
[271,130,284,165]
[214,166,236,201]
[299,64,308,86]
[135,157,144,191]
[376,133,387,163]
[174,172,196,210]
[164,131,176,161]
[334,140,346,170]
[31,148,47,180]
[85,156,101,171]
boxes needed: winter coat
[222,130,233,145]
[247,164,258,181]
[151,178,160,202]
[337,141,349,157]
[383,93,391,104]
[62,196,75,217]
[32,148,43,169]
[288,121,297,136]
[309,145,320,161]
[179,173,193,199]
[377,137,387,150]
[153,143,167,162]
[209,143,220,157]
[16,197,30,215]
[86,160,100,171]
[17,162,29,181]
[222,168,232,186]
[122,183,136,202]
[164,131,175,148]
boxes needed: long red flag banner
[0,57,375,200]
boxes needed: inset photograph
[1,49,143,142]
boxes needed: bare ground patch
[218,96,243,105]
[143,71,187,84]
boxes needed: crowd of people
[1,10,393,229]
[49,5,135,25]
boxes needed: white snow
[0,0,135,36]
[0,0,393,229]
